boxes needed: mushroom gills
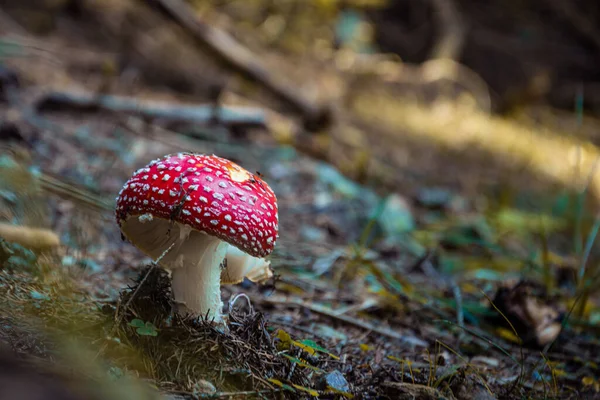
[119,216,229,322]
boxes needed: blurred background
[1,0,600,398]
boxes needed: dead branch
[143,0,333,132]
[35,90,267,129]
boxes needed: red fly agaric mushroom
[115,153,278,325]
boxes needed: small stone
[377,193,415,236]
[318,370,350,393]
[416,187,453,209]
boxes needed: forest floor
[1,2,600,399]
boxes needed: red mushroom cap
[115,153,278,257]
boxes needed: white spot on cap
[200,196,208,203]
[210,220,218,225]
[224,215,232,221]
[138,213,154,223]
[214,193,224,201]
[218,182,227,188]
[163,174,171,181]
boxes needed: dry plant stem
[428,0,466,60]
[40,173,113,212]
[144,0,331,131]
[262,297,428,347]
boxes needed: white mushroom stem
[169,232,229,323]
[222,245,273,284]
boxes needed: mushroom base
[119,215,229,323]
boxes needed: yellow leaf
[291,383,320,397]
[292,340,317,356]
[582,376,596,386]
[268,378,284,387]
[359,343,372,351]
[282,354,323,372]
[460,282,480,294]
[567,298,592,318]
[495,327,522,344]
[387,355,403,363]
[276,329,292,351]
[267,378,295,392]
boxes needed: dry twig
[36,91,267,129]
[260,296,428,347]
[143,0,332,131]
